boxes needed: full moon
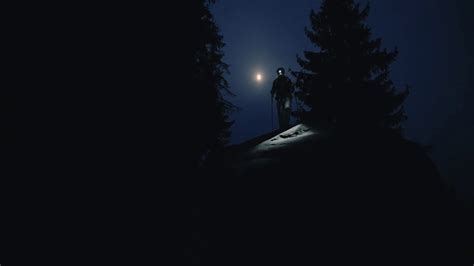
[256,73,262,82]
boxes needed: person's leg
[283,98,291,129]
[283,108,290,129]
[277,100,284,129]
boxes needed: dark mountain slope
[202,124,472,265]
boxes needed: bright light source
[256,73,262,81]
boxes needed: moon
[256,73,262,82]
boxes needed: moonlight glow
[256,73,262,82]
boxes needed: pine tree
[295,0,408,132]
[187,0,234,166]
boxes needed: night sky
[211,0,473,200]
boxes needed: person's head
[277,67,285,76]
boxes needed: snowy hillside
[252,123,320,153]
[219,123,330,176]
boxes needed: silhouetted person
[271,67,293,130]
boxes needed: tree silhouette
[294,0,409,132]
[186,0,234,168]
[183,1,235,264]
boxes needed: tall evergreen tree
[187,0,234,167]
[295,0,408,132]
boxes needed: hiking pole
[271,94,274,131]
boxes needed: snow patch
[252,124,317,153]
